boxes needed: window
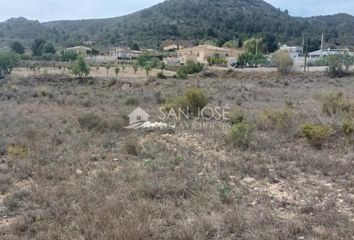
[137,116,142,121]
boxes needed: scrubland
[0,70,353,239]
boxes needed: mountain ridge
[0,0,354,49]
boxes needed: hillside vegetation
[0,0,354,48]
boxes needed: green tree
[31,39,46,56]
[262,34,278,53]
[144,63,152,76]
[72,56,90,78]
[61,50,77,62]
[10,41,25,54]
[0,50,19,78]
[130,43,140,51]
[243,38,263,55]
[42,42,56,54]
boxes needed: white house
[278,45,303,59]
[308,48,353,60]
[110,48,142,60]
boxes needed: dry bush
[257,108,295,132]
[0,174,12,194]
[272,51,294,74]
[320,91,353,117]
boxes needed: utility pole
[303,37,308,72]
[320,33,324,57]
[302,37,305,55]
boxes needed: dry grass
[0,70,353,239]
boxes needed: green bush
[301,124,333,149]
[342,119,354,137]
[229,122,254,149]
[176,61,204,79]
[163,88,208,116]
[176,67,188,79]
[228,110,245,125]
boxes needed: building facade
[177,45,242,65]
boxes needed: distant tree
[72,56,90,78]
[238,52,255,67]
[0,50,19,78]
[114,66,120,76]
[306,38,321,53]
[223,40,238,48]
[144,63,152,77]
[42,42,56,54]
[10,42,25,54]
[243,38,263,55]
[133,63,138,74]
[61,50,77,62]
[262,34,278,53]
[130,43,140,51]
[105,65,111,75]
[272,52,294,74]
[31,39,46,56]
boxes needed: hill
[1,0,354,49]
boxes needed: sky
[0,0,354,22]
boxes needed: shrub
[163,88,208,116]
[325,54,353,78]
[272,52,294,74]
[228,110,245,125]
[342,119,354,137]
[301,124,333,149]
[185,88,208,114]
[229,122,254,149]
[125,97,139,106]
[321,91,353,117]
[7,145,28,159]
[207,54,227,66]
[257,109,293,131]
[176,67,188,79]
[176,61,204,79]
[78,113,108,132]
[71,56,90,78]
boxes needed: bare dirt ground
[0,69,353,239]
[12,66,176,79]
